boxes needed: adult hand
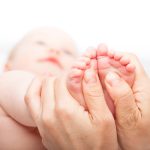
[104,54,150,150]
[25,68,118,150]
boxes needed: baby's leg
[0,71,45,149]
[67,48,97,108]
[97,44,135,114]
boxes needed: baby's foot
[67,48,97,108]
[97,44,135,115]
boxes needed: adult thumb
[104,72,140,128]
[82,69,111,120]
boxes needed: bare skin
[67,44,136,115]
[0,31,149,150]
[0,43,119,149]
[104,54,150,150]
[0,27,78,149]
[5,27,77,75]
[25,67,118,150]
[67,47,96,108]
[97,44,135,114]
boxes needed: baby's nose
[49,48,61,55]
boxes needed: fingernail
[105,72,121,86]
[84,69,97,83]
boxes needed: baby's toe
[126,63,135,73]
[83,47,97,59]
[120,56,130,66]
[107,50,115,58]
[97,44,108,57]
[114,52,123,61]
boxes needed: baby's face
[7,28,78,76]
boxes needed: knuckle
[94,113,114,127]
[55,103,66,114]
[101,116,114,128]
[118,109,140,129]
[41,113,54,128]
[85,86,104,98]
[55,102,73,119]
[42,114,50,126]
[118,90,133,102]
[41,106,58,130]
[94,115,115,135]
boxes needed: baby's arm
[0,71,36,127]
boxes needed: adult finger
[105,72,141,128]
[25,76,43,125]
[40,77,56,122]
[82,68,111,120]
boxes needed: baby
[0,27,78,149]
[0,27,136,149]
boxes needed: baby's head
[5,27,78,76]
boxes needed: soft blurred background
[0,0,150,74]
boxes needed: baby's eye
[35,41,46,46]
[63,50,73,56]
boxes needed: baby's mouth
[38,57,63,69]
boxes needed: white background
[0,0,150,73]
